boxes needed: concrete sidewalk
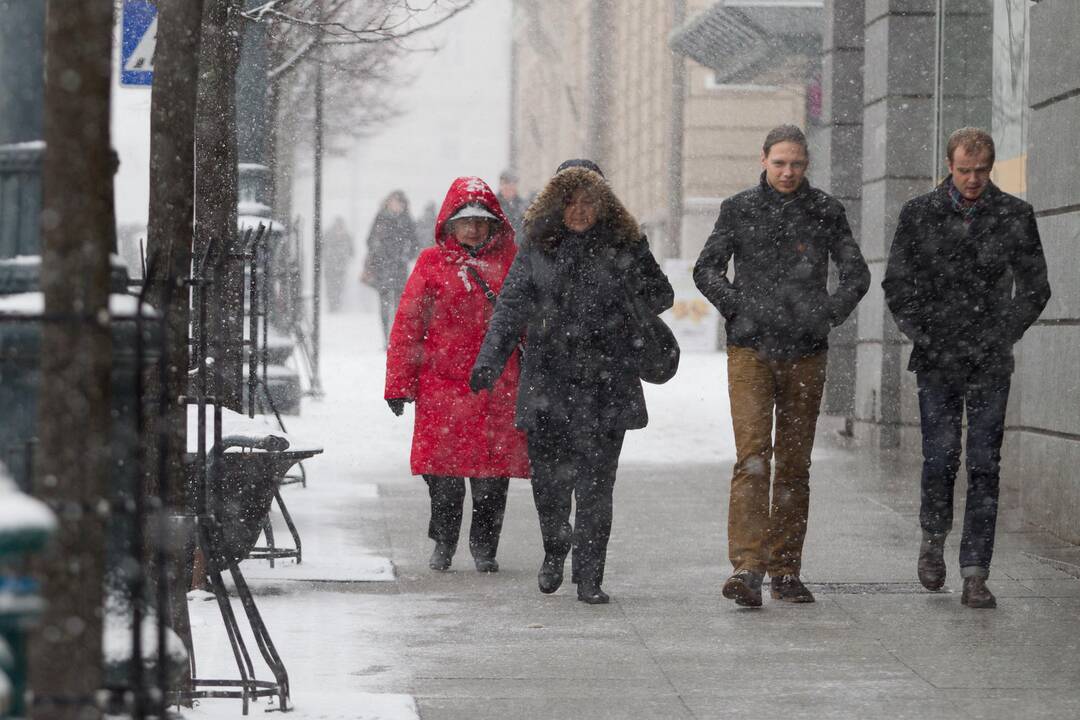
[349,427,1080,720]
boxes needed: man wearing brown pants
[694,125,869,607]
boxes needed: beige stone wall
[608,0,675,232]
[510,0,809,258]
[511,0,591,198]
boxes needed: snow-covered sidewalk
[180,309,741,719]
[182,310,1080,720]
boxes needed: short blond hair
[946,127,995,164]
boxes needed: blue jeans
[916,372,1011,572]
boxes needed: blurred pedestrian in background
[471,159,673,604]
[324,216,354,312]
[496,169,526,238]
[385,177,529,573]
[362,190,421,346]
[416,201,438,252]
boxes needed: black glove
[386,398,410,416]
[469,366,497,393]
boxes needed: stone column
[856,0,938,449]
[818,0,865,429]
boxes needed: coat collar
[931,176,1002,212]
[756,171,812,207]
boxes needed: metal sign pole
[310,12,324,398]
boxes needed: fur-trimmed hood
[522,167,641,249]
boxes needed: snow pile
[181,691,418,720]
[0,292,156,318]
[185,406,321,455]
[101,611,189,679]
[0,465,56,551]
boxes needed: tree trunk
[194,0,243,411]
[144,0,206,695]
[29,1,114,718]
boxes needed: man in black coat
[694,125,870,607]
[883,127,1050,609]
[496,169,527,239]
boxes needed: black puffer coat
[882,179,1050,376]
[365,209,420,295]
[693,173,870,360]
[473,167,674,432]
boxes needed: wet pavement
[353,439,1080,720]
[265,312,1080,720]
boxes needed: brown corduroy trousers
[726,345,827,576]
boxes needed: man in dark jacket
[694,125,870,607]
[496,169,527,239]
[883,127,1050,609]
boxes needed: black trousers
[527,424,626,589]
[916,372,1011,572]
[423,476,509,559]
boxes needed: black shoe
[429,542,454,571]
[576,584,610,604]
[961,576,996,609]
[918,533,947,591]
[538,553,565,594]
[770,574,815,603]
[722,569,763,607]
[474,557,499,573]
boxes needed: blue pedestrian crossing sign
[121,0,157,86]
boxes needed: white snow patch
[239,552,394,584]
[0,468,56,538]
[102,611,188,668]
[185,589,416,719]
[180,691,418,720]
[0,292,156,318]
[185,407,321,455]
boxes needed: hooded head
[522,162,639,249]
[434,176,514,252]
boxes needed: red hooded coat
[384,177,530,478]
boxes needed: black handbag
[625,289,679,384]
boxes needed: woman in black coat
[470,160,674,604]
[362,190,421,345]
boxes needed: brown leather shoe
[918,533,947,591]
[770,574,815,603]
[961,576,997,608]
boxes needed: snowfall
[179,302,736,720]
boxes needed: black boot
[538,552,566,594]
[961,575,996,609]
[576,581,609,605]
[429,541,454,572]
[474,555,499,573]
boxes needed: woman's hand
[469,366,497,393]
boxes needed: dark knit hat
[555,158,604,177]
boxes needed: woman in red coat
[385,176,529,573]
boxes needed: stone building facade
[820,0,1079,542]
[509,0,1078,543]
[508,0,811,262]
